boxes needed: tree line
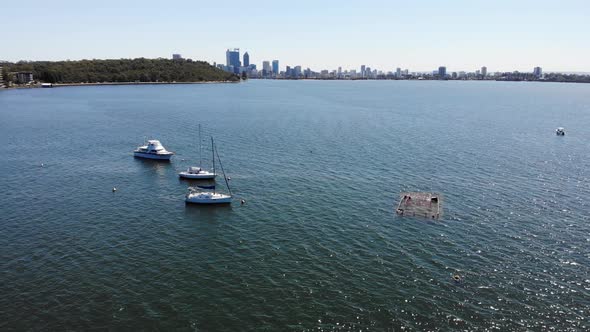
[2,58,239,84]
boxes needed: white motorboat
[134,140,174,160]
[179,125,216,179]
[555,127,565,136]
[186,137,232,205]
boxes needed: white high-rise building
[262,61,271,76]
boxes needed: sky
[2,0,589,72]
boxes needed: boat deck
[395,192,442,219]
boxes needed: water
[1,81,589,331]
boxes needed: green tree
[2,67,11,86]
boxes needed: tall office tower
[226,48,241,68]
[243,52,250,67]
[272,60,279,75]
[533,66,543,78]
[438,66,447,79]
[481,66,487,77]
[262,61,271,76]
[361,65,366,77]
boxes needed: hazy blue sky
[2,0,589,72]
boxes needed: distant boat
[185,137,232,204]
[179,124,215,179]
[556,127,565,136]
[133,139,174,160]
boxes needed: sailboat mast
[211,137,215,194]
[198,124,202,168]
[214,141,232,197]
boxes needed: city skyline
[214,48,551,78]
[2,0,590,72]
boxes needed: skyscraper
[396,67,401,78]
[361,65,366,77]
[243,52,250,67]
[226,48,241,70]
[262,61,271,77]
[481,66,487,77]
[272,60,279,75]
[438,66,447,79]
[533,66,542,78]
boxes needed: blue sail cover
[197,184,215,189]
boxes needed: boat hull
[178,172,216,179]
[133,152,173,160]
[185,194,232,204]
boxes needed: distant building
[361,65,366,78]
[172,54,182,60]
[481,66,487,77]
[0,66,3,84]
[272,60,279,75]
[16,72,33,84]
[438,66,447,79]
[262,61,271,77]
[294,66,302,77]
[226,48,241,73]
[533,66,542,78]
[396,67,402,78]
[243,52,250,67]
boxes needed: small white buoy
[241,199,246,205]
[41,163,44,167]
[112,187,117,192]
[228,177,232,180]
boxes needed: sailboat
[185,137,232,204]
[179,124,216,179]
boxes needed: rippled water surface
[1,81,589,331]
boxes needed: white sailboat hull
[178,172,216,179]
[185,192,232,204]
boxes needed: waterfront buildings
[272,60,279,76]
[481,66,487,77]
[243,52,249,67]
[172,54,182,60]
[15,72,33,84]
[533,66,543,78]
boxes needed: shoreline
[2,78,588,91]
[0,80,239,90]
